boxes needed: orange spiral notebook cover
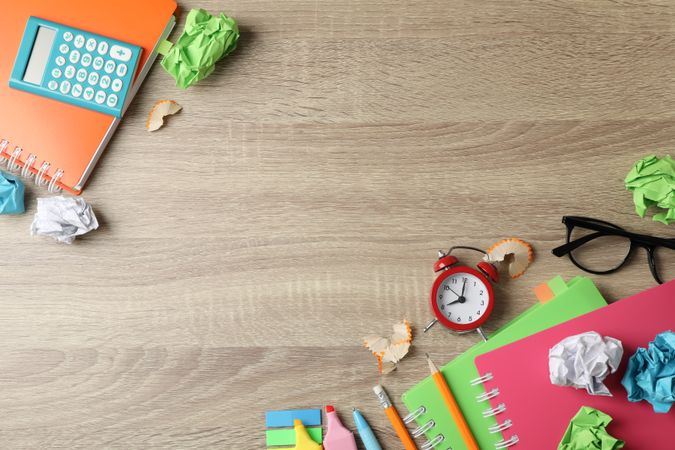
[0,0,177,194]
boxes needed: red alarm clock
[424,246,499,340]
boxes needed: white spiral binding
[420,434,444,450]
[403,406,426,424]
[476,388,499,402]
[7,147,23,172]
[21,154,37,179]
[495,435,519,448]
[0,139,64,193]
[412,419,435,437]
[474,372,519,448]
[488,419,513,433]
[470,372,493,385]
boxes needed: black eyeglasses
[552,216,675,284]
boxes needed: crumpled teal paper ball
[161,9,239,89]
[0,170,25,214]
[621,330,675,413]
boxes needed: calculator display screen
[23,26,56,85]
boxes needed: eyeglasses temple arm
[551,232,603,257]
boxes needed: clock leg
[476,327,489,342]
[423,318,438,333]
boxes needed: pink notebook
[474,280,675,450]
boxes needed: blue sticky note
[0,171,25,215]
[265,409,322,428]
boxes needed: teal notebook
[401,276,607,450]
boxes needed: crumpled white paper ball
[549,331,623,396]
[31,196,99,244]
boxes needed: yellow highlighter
[292,419,323,450]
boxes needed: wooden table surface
[2,1,674,448]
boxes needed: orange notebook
[0,0,177,194]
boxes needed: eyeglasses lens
[653,246,675,283]
[569,224,632,272]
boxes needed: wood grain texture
[1,0,674,448]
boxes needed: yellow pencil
[426,353,480,450]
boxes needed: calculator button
[115,64,128,78]
[63,32,74,42]
[51,68,62,79]
[95,91,106,104]
[85,38,97,52]
[83,87,95,101]
[111,78,123,92]
[59,44,69,54]
[81,54,92,67]
[64,65,76,79]
[97,41,109,56]
[48,80,58,91]
[59,81,71,94]
[55,56,66,66]
[110,45,132,62]
[99,75,111,89]
[74,35,85,49]
[71,84,83,98]
[106,94,118,108]
[87,72,100,86]
[76,68,87,82]
[93,57,104,71]
[104,60,116,74]
[69,50,80,64]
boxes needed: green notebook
[401,276,607,450]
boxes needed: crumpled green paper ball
[161,9,239,89]
[625,155,675,225]
[622,330,675,413]
[557,406,624,450]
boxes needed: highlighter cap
[326,405,335,413]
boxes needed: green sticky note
[558,406,624,450]
[625,154,675,225]
[161,9,239,89]
[266,427,323,447]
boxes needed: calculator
[9,17,142,118]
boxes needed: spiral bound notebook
[0,0,177,194]
[474,280,675,450]
[401,276,607,450]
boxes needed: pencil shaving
[363,319,413,374]
[146,100,182,131]
[484,238,534,279]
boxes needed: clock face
[434,271,491,328]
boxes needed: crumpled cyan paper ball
[161,9,239,89]
[549,331,623,396]
[0,170,25,214]
[30,196,99,244]
[557,406,624,450]
[622,330,675,413]
[625,154,675,225]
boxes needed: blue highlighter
[353,408,383,450]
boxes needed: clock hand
[447,287,461,298]
[461,278,467,297]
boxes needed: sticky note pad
[265,409,321,428]
[266,427,323,446]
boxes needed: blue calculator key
[94,91,106,104]
[73,34,85,48]
[87,72,99,85]
[93,56,104,70]
[59,80,71,94]
[55,56,66,66]
[97,41,109,55]
[116,64,127,77]
[103,60,115,74]
[71,84,83,98]
[59,43,69,54]
[63,31,73,42]
[51,68,61,78]
[64,65,75,79]
[76,68,87,82]
[106,94,118,108]
[81,54,92,67]
[47,80,58,90]
[99,75,111,89]
[85,38,97,52]
[111,78,123,92]
[83,87,94,101]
